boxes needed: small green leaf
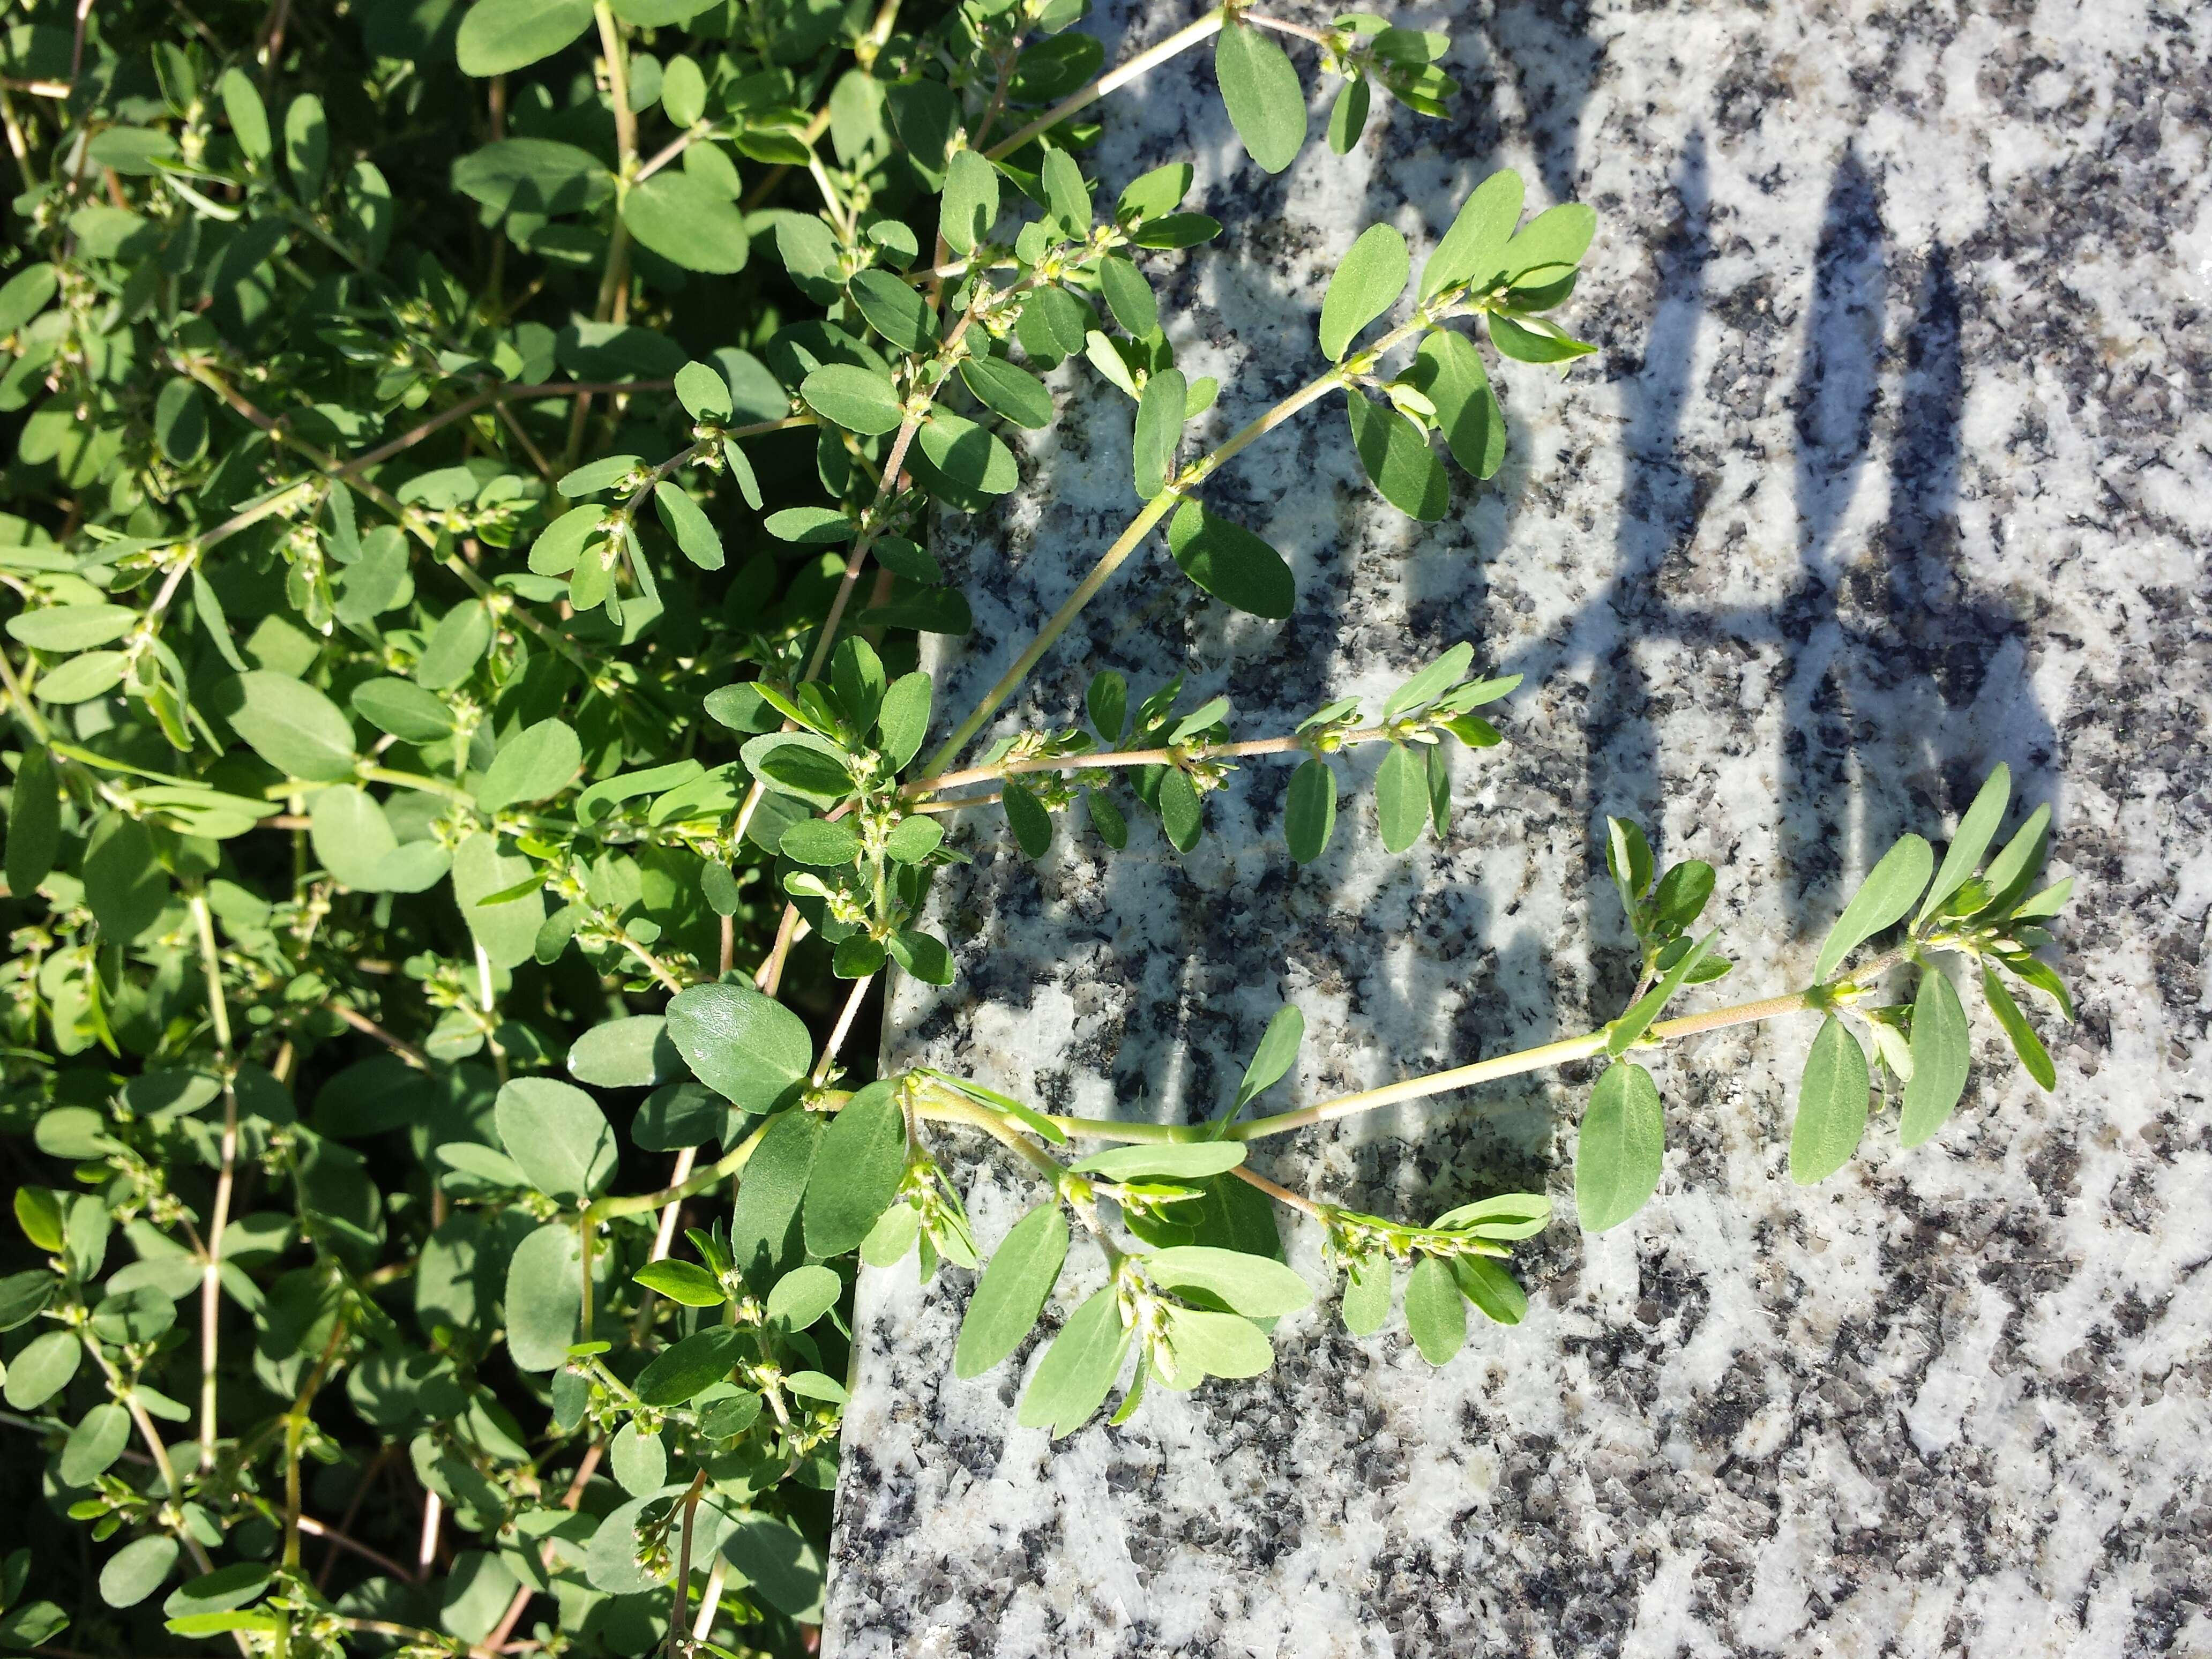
[608,1421,667,1497]
[1384,642,1475,719]
[1918,765,2010,924]
[955,1204,1069,1379]
[1097,255,1158,339]
[1422,169,1524,298]
[633,1326,745,1407]
[1900,968,1972,1147]
[1790,1017,1871,1184]
[1232,1005,1303,1116]
[1574,1060,1663,1232]
[674,360,731,421]
[567,1015,679,1089]
[1034,140,1089,233]
[1403,1256,1466,1364]
[1340,1249,1390,1335]
[665,982,813,1114]
[3,1328,79,1409]
[1087,670,1127,743]
[455,0,594,76]
[1452,1256,1527,1325]
[765,1264,842,1329]
[415,599,495,689]
[352,677,454,742]
[1214,19,1306,175]
[875,671,932,772]
[1156,766,1204,853]
[1163,1307,1275,1379]
[884,816,943,864]
[1003,786,1052,858]
[728,1109,821,1283]
[780,817,862,867]
[632,1259,725,1307]
[503,1222,581,1372]
[476,718,582,811]
[916,410,1017,495]
[1487,313,1596,364]
[496,1078,617,1200]
[958,354,1053,429]
[5,744,61,897]
[622,171,749,273]
[1319,223,1410,361]
[1327,77,1370,154]
[801,364,904,436]
[653,481,724,571]
[887,929,955,984]
[1165,498,1294,619]
[100,1536,180,1609]
[1374,744,1429,853]
[1982,965,2056,1089]
[1500,202,1597,285]
[1972,804,2051,915]
[1116,162,1193,222]
[226,671,357,782]
[1408,329,1504,478]
[219,68,271,161]
[849,269,936,354]
[1347,390,1447,520]
[1284,758,1337,864]
[1131,368,1186,499]
[6,603,137,651]
[1813,833,1934,984]
[1069,1142,1246,1180]
[1144,1246,1310,1316]
[939,149,999,255]
[803,1081,906,1256]
[1015,1287,1129,1435]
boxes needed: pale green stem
[917,307,1440,779]
[984,8,1228,160]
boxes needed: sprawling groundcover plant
[0,0,2074,1653]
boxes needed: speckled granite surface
[825,0,2212,1653]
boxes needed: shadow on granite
[825,0,2211,1653]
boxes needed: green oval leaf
[1403,1256,1466,1364]
[476,718,582,811]
[1214,20,1306,175]
[633,1325,745,1406]
[802,1081,906,1256]
[456,0,595,78]
[1422,168,1522,298]
[495,1077,617,1200]
[1283,757,1337,864]
[1981,964,2056,1090]
[623,171,750,273]
[1069,1142,1245,1180]
[664,981,813,1114]
[1899,968,1972,1147]
[957,353,1053,430]
[1790,1016,1870,1185]
[1813,833,1934,984]
[1374,744,1429,853]
[3,1327,80,1408]
[632,1258,724,1307]
[1917,765,2010,924]
[849,269,936,354]
[1015,1286,1129,1436]
[954,1204,1069,1379]
[801,364,903,436]
[1144,1245,1311,1317]
[1003,785,1052,858]
[100,1535,180,1609]
[1165,498,1293,619]
[764,1262,843,1329]
[1319,223,1410,361]
[225,670,358,782]
[1574,1060,1663,1232]
[1347,390,1447,520]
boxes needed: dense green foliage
[0,1,2073,1655]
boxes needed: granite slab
[826,0,2212,1652]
